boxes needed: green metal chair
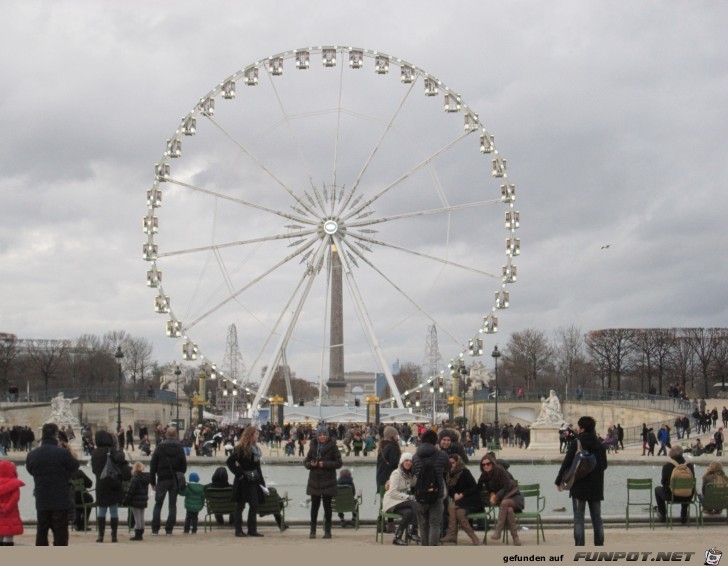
[256,486,290,531]
[505,483,546,545]
[203,486,236,532]
[71,478,97,533]
[376,487,404,544]
[666,477,700,528]
[626,478,654,529]
[465,491,495,545]
[332,485,362,529]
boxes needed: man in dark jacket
[555,415,607,546]
[149,426,187,535]
[26,423,80,545]
[412,428,450,546]
[438,428,469,463]
[654,445,695,524]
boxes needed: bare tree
[124,336,154,389]
[0,334,19,393]
[504,329,553,395]
[553,325,589,399]
[712,330,728,393]
[685,327,721,398]
[585,329,636,391]
[669,330,695,392]
[24,339,70,395]
[380,362,422,400]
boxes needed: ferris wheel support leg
[333,236,405,409]
[251,241,327,419]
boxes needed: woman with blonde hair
[226,425,266,537]
[701,461,728,514]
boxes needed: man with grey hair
[654,444,695,524]
[150,426,187,535]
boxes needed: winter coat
[660,456,695,500]
[182,482,206,513]
[0,460,24,536]
[26,438,79,511]
[412,443,450,501]
[150,438,187,486]
[304,437,342,497]
[91,431,129,507]
[555,430,608,501]
[121,472,150,509]
[226,445,265,504]
[382,466,416,513]
[375,439,401,490]
[477,455,523,511]
[448,466,483,513]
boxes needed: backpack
[669,459,694,497]
[100,451,121,487]
[560,439,597,490]
[414,459,440,504]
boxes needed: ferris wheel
[143,46,519,417]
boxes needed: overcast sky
[1,1,726,385]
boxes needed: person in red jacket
[0,460,24,546]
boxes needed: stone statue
[532,389,567,427]
[45,392,80,426]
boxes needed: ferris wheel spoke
[347,199,501,230]
[342,241,464,347]
[337,79,418,217]
[207,115,320,218]
[342,130,473,222]
[333,234,404,409]
[347,232,498,278]
[166,178,316,225]
[252,238,329,413]
[157,229,319,259]
[331,60,345,194]
[184,236,319,331]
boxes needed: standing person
[25,423,80,546]
[181,472,205,534]
[713,427,724,456]
[616,424,624,451]
[121,462,150,541]
[304,424,342,539]
[91,430,130,543]
[477,452,524,545]
[654,445,695,524]
[149,426,187,536]
[126,425,135,452]
[555,416,608,547]
[656,425,669,456]
[381,452,420,545]
[227,426,266,537]
[0,460,24,546]
[376,426,401,533]
[641,424,649,456]
[412,428,450,546]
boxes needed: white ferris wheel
[143,46,519,418]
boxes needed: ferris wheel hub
[322,218,339,235]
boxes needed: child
[181,472,205,534]
[121,462,150,541]
[0,460,24,546]
[352,431,364,456]
[336,469,356,527]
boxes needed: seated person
[441,454,484,545]
[205,466,233,525]
[336,468,357,527]
[654,445,695,524]
[71,466,95,531]
[701,461,728,514]
[381,453,419,545]
[138,435,151,456]
[477,452,524,545]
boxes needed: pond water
[13,460,711,523]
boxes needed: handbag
[175,471,186,491]
[242,469,259,482]
[560,439,597,490]
[100,451,121,486]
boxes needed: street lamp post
[114,346,124,432]
[491,345,501,449]
[174,365,181,428]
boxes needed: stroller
[196,440,215,457]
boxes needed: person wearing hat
[381,452,420,545]
[181,471,205,534]
[438,428,469,463]
[304,423,342,539]
[376,426,401,492]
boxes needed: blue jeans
[572,498,603,546]
[152,478,178,534]
[97,503,118,519]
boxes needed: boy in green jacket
[182,472,206,534]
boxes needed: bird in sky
[601,244,611,249]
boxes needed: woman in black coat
[375,426,401,491]
[91,430,130,543]
[226,426,266,537]
[441,454,483,545]
[304,424,342,539]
